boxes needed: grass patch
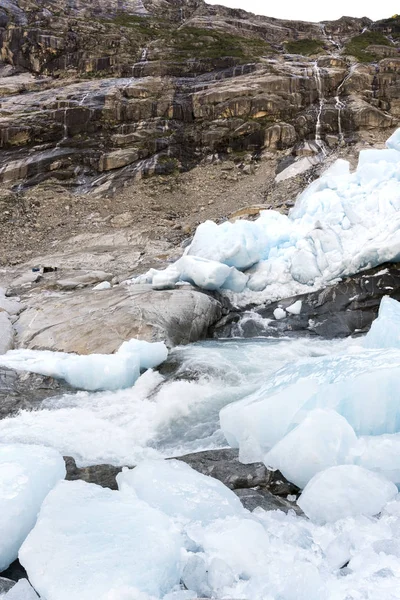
[284,38,323,56]
[344,31,394,62]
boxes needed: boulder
[16,284,223,352]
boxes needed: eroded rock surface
[15,284,223,352]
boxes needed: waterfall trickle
[56,105,69,148]
[140,47,149,62]
[334,64,357,144]
[313,61,326,155]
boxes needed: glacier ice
[298,465,397,524]
[0,444,65,572]
[220,380,321,463]
[0,338,168,392]
[220,342,400,467]
[364,296,400,349]
[19,480,183,600]
[117,459,245,523]
[264,409,358,489]
[130,129,400,302]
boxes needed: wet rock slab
[215,262,400,339]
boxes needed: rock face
[0,366,72,418]
[15,284,223,352]
[0,0,399,192]
[215,263,400,339]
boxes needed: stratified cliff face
[0,0,399,192]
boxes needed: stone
[16,285,223,352]
[234,488,303,515]
[64,457,122,490]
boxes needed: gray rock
[176,448,270,490]
[64,457,122,490]
[0,577,15,594]
[16,284,223,353]
[0,366,72,419]
[215,262,400,339]
[234,488,303,515]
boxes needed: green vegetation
[344,31,394,62]
[102,13,154,36]
[166,27,275,62]
[284,38,323,56]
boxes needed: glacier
[0,339,168,392]
[130,129,400,304]
[0,444,65,572]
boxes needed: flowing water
[0,337,357,467]
[313,62,326,155]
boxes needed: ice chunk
[357,148,400,168]
[3,579,39,599]
[386,128,400,152]
[92,281,111,290]
[220,268,249,293]
[0,444,65,572]
[187,516,271,579]
[264,409,358,488]
[187,220,264,270]
[177,256,232,290]
[286,300,302,315]
[117,459,244,524]
[117,339,168,370]
[152,266,180,290]
[0,339,168,392]
[351,433,400,486]
[273,307,286,320]
[220,381,320,463]
[19,480,183,600]
[298,465,397,524]
[364,296,400,349]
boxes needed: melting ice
[133,129,400,305]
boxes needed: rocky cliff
[0,0,399,193]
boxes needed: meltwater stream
[0,337,356,467]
